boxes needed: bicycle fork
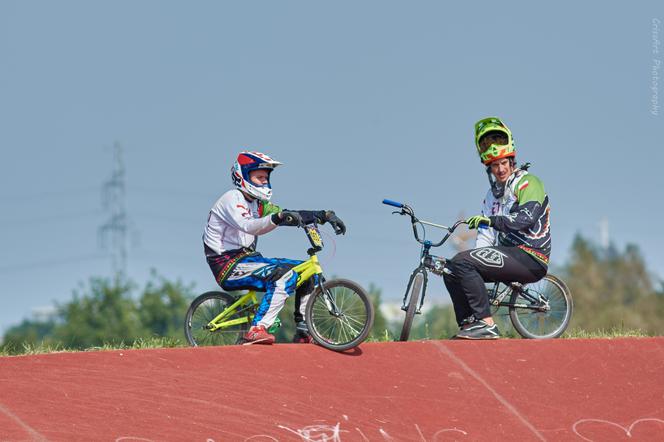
[402,268,428,314]
[318,281,342,317]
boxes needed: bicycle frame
[488,282,551,312]
[206,290,258,331]
[206,225,326,332]
[399,219,548,314]
[397,213,464,314]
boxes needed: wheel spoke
[308,281,371,350]
[510,276,571,339]
[185,293,250,346]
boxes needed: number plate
[306,225,324,247]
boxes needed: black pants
[443,246,547,326]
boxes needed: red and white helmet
[231,151,282,201]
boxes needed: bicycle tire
[184,291,251,346]
[400,270,425,342]
[305,278,374,352]
[509,274,573,339]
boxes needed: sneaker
[455,320,501,340]
[242,325,275,345]
[292,321,312,344]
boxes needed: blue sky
[1,1,662,333]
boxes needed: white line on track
[0,402,49,442]
[431,341,546,441]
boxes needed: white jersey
[203,189,277,255]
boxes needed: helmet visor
[478,130,509,153]
[475,117,505,134]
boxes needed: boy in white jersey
[203,151,346,345]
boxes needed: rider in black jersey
[443,117,551,339]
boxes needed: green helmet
[474,117,516,165]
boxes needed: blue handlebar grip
[382,199,404,208]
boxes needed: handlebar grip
[382,199,404,208]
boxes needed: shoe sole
[454,334,500,340]
[242,338,275,345]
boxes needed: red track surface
[1,338,663,441]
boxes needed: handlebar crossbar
[419,219,453,231]
[383,199,467,247]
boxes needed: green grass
[367,324,654,342]
[0,337,186,357]
[563,327,651,338]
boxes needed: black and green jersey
[480,170,551,266]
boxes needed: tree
[2,273,197,351]
[2,318,56,349]
[368,283,390,340]
[411,305,458,340]
[562,234,664,334]
[53,278,145,348]
[139,272,195,338]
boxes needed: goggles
[478,130,510,153]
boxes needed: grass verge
[0,337,186,357]
[563,327,651,338]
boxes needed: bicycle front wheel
[184,291,251,346]
[509,274,573,339]
[400,269,425,342]
[305,279,374,352]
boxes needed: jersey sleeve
[489,174,546,233]
[475,195,496,248]
[218,194,277,236]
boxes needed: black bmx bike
[383,199,573,340]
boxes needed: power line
[0,187,98,202]
[0,254,107,275]
[0,210,103,225]
[132,210,202,224]
[131,185,216,200]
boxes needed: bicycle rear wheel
[184,291,251,346]
[400,269,426,341]
[509,275,573,339]
[305,279,374,352]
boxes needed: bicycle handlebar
[383,198,468,248]
[382,199,404,208]
[282,213,301,226]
